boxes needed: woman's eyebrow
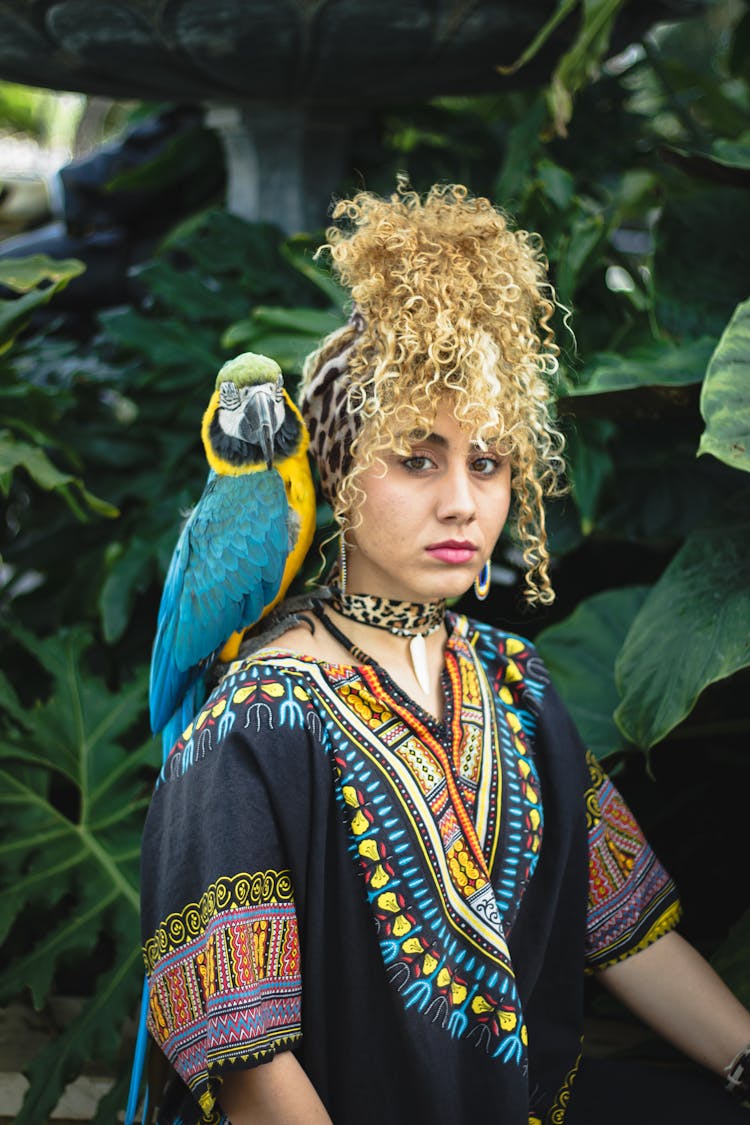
[470,437,503,451]
[404,431,504,451]
[407,430,448,447]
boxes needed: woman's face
[346,404,512,603]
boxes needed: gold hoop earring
[474,560,490,601]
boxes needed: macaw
[128,354,315,1125]
[148,351,316,753]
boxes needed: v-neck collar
[237,616,543,973]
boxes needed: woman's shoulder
[453,611,539,663]
[452,611,552,704]
[157,651,327,790]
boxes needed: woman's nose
[436,465,476,523]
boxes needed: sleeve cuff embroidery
[144,869,302,1116]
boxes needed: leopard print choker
[327,588,446,637]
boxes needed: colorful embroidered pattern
[158,671,318,786]
[280,614,547,1066]
[584,751,681,969]
[143,616,680,1125]
[145,869,301,1115]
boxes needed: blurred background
[0,0,748,1120]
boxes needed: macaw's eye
[275,374,284,401]
[219,381,241,409]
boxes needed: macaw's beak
[242,385,277,469]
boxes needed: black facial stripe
[208,403,302,465]
[208,414,263,466]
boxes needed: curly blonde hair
[300,180,566,604]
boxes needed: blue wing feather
[149,469,289,736]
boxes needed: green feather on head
[215,352,282,388]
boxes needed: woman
[140,183,750,1124]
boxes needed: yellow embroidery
[143,869,293,971]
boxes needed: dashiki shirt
[140,613,681,1125]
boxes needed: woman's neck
[322,602,448,716]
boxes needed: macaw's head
[202,352,306,474]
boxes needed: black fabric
[140,616,680,1125]
[568,1058,750,1125]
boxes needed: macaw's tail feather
[124,976,150,1125]
[148,607,204,736]
[161,681,204,762]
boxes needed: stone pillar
[205,102,360,233]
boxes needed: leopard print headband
[299,311,365,505]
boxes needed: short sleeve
[584,751,681,970]
[141,666,310,1120]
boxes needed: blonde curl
[300,180,567,604]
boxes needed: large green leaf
[0,256,85,351]
[222,305,346,371]
[130,259,247,323]
[0,627,157,1117]
[698,298,750,473]
[281,235,349,309]
[654,186,750,341]
[99,306,222,372]
[497,0,627,133]
[99,537,158,644]
[535,585,650,757]
[221,326,329,373]
[249,306,346,337]
[15,946,143,1125]
[0,430,119,518]
[591,421,744,545]
[564,417,615,532]
[493,95,547,206]
[614,521,750,748]
[553,208,607,307]
[565,337,716,396]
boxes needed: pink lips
[426,540,478,565]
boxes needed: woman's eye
[402,455,435,472]
[471,456,500,476]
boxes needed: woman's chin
[346,562,478,603]
[417,570,477,603]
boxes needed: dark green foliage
[699,298,750,471]
[0,211,345,1118]
[0,628,150,1123]
[1,0,749,1115]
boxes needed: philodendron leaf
[281,235,349,309]
[221,305,345,370]
[564,418,616,532]
[565,337,716,396]
[0,431,119,518]
[0,257,85,292]
[0,627,157,1117]
[535,585,650,757]
[698,298,750,473]
[14,945,143,1125]
[614,522,750,748]
[496,0,626,134]
[0,256,85,351]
